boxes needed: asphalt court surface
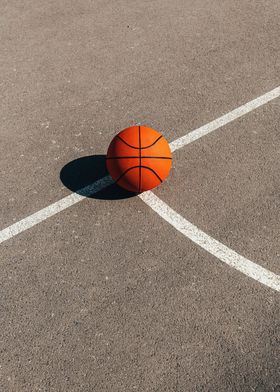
[1,0,280,391]
[1,0,280,225]
[1,199,279,391]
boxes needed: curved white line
[139,191,280,292]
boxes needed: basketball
[106,125,172,193]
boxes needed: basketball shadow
[60,155,137,200]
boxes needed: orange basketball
[106,125,172,193]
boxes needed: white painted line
[169,86,280,152]
[0,176,113,244]
[0,86,280,245]
[139,191,280,292]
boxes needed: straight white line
[0,176,113,244]
[169,86,280,152]
[0,86,280,246]
[139,191,280,292]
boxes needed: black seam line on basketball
[116,134,163,149]
[115,165,163,185]
[139,126,142,193]
[106,156,172,159]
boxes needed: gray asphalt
[1,0,280,391]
